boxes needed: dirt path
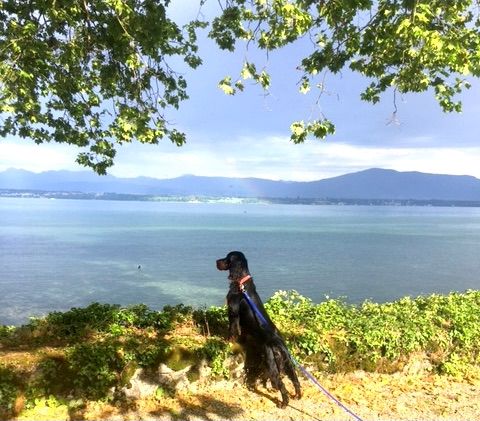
[18,371,480,421]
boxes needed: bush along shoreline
[1,290,480,419]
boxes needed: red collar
[237,274,251,287]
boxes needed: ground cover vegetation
[1,1,480,173]
[1,290,479,419]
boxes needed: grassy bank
[1,290,480,419]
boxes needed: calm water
[1,198,480,325]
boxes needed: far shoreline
[2,189,480,207]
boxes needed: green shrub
[2,289,480,410]
[198,338,231,378]
[41,303,123,337]
[0,326,15,341]
[193,305,228,337]
[162,304,193,323]
[0,365,20,416]
[66,340,134,400]
[265,289,480,373]
[37,303,174,341]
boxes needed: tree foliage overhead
[1,1,480,173]
[210,0,480,143]
[0,0,205,174]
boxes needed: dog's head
[216,251,249,281]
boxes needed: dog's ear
[227,251,249,279]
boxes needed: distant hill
[1,167,480,201]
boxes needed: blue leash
[241,289,364,421]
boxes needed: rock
[402,354,433,376]
[197,358,213,379]
[121,368,158,399]
[187,358,212,382]
[120,358,215,398]
[158,363,191,391]
[225,354,244,381]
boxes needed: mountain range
[1,168,480,201]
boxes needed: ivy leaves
[0,0,206,174]
[210,0,480,143]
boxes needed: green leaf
[218,76,236,95]
[234,80,245,91]
[299,78,310,94]
[240,62,255,80]
[210,0,479,143]
[290,121,307,144]
[0,0,204,174]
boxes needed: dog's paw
[245,381,256,392]
[292,391,302,400]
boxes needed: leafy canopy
[0,0,206,174]
[1,1,480,173]
[210,0,480,143]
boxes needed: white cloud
[2,135,480,181]
[111,134,480,181]
[0,139,82,173]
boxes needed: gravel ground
[22,371,477,421]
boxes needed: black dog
[216,251,301,408]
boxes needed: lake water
[1,198,480,326]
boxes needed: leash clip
[237,274,251,293]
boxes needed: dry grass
[12,369,480,421]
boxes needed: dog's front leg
[227,295,241,340]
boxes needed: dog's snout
[216,258,229,271]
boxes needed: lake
[1,198,480,325]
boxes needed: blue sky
[1,1,479,181]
